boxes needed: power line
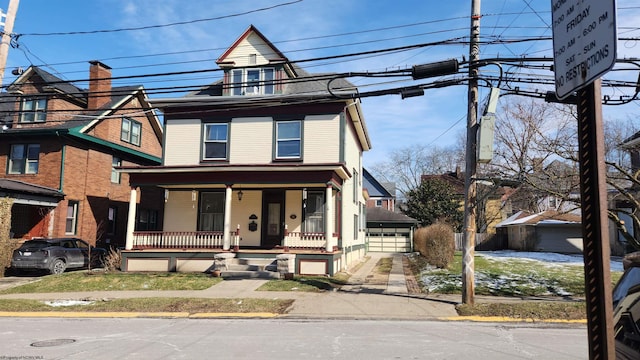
[17,1,304,37]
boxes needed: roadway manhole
[31,338,76,347]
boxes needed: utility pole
[0,0,18,88]
[462,0,480,305]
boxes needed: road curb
[0,311,280,319]
[440,315,587,324]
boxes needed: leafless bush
[413,223,455,268]
[0,239,20,277]
[102,248,122,272]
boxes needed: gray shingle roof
[366,207,417,224]
[0,178,64,198]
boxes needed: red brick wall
[87,96,162,158]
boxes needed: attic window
[19,98,47,123]
[121,117,141,146]
[248,54,257,65]
[229,68,275,95]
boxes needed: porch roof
[0,179,64,206]
[120,163,350,188]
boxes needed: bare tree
[370,144,464,199]
[490,97,581,213]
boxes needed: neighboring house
[0,62,164,248]
[420,170,515,234]
[363,168,395,211]
[120,25,371,276]
[495,210,583,254]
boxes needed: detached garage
[366,207,417,253]
[495,210,582,254]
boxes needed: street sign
[551,0,617,99]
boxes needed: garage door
[366,227,412,253]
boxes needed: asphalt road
[0,318,587,359]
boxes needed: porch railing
[131,230,332,251]
[132,231,240,249]
[283,232,329,250]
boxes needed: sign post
[551,1,617,358]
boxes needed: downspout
[59,143,66,192]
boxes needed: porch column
[125,187,138,250]
[223,185,232,250]
[325,184,333,252]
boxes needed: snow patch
[43,300,95,307]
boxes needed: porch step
[220,270,280,279]
[226,259,278,272]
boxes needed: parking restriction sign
[551,0,617,99]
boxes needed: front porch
[120,165,352,276]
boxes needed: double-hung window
[203,123,228,160]
[230,68,275,95]
[111,157,121,183]
[304,190,325,233]
[65,201,79,235]
[275,121,301,160]
[121,118,141,146]
[20,98,47,123]
[107,206,117,235]
[8,144,40,174]
[199,192,225,231]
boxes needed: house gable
[216,25,288,68]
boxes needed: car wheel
[49,259,66,275]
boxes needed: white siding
[230,190,262,246]
[341,119,366,269]
[285,190,302,233]
[225,33,280,66]
[163,191,198,231]
[230,117,273,164]
[164,119,201,166]
[303,114,340,163]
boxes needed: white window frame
[275,120,301,160]
[121,117,141,146]
[19,98,47,123]
[202,123,229,161]
[8,144,40,174]
[303,190,325,233]
[111,156,121,183]
[65,201,79,235]
[230,68,275,95]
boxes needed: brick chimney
[88,61,112,110]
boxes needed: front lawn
[0,271,221,294]
[409,251,623,297]
[0,298,293,313]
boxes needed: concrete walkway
[0,253,461,319]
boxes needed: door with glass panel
[262,190,284,248]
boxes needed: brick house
[0,61,164,248]
[119,25,371,275]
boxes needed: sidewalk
[0,253,461,319]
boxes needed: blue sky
[3,0,640,168]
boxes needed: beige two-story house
[120,25,371,275]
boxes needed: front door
[262,190,285,248]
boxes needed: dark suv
[612,252,640,359]
[11,238,106,275]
